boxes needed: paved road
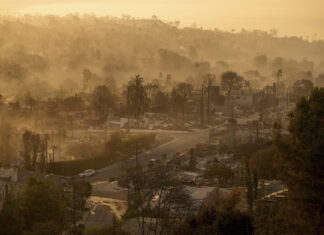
[87,129,209,185]
[84,130,208,227]
[82,129,209,227]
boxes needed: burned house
[253,85,279,111]
[225,90,253,108]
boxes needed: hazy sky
[1,0,324,39]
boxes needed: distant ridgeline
[0,15,323,92]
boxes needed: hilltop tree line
[0,15,323,101]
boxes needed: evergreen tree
[0,178,70,235]
[274,87,324,235]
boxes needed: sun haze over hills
[1,0,324,40]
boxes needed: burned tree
[125,164,194,235]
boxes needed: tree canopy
[0,178,70,235]
[221,71,244,96]
[274,87,324,234]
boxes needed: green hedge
[51,133,156,176]
[51,156,108,176]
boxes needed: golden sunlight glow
[1,0,324,39]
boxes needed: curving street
[83,129,209,227]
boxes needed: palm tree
[126,75,148,126]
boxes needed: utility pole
[127,87,130,132]
[58,141,61,161]
[277,69,283,97]
[52,145,57,166]
[232,119,236,149]
[200,85,204,127]
[105,115,109,143]
[272,82,276,112]
[260,106,263,122]
[236,162,240,187]
[135,142,139,176]
[206,79,212,125]
[40,140,46,174]
[287,88,289,110]
[204,73,214,125]
[45,134,48,171]
[256,121,259,143]
[207,84,211,124]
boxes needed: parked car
[148,158,163,168]
[79,169,96,177]
[128,155,136,161]
[148,158,156,168]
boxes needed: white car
[129,155,136,160]
[79,169,96,177]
